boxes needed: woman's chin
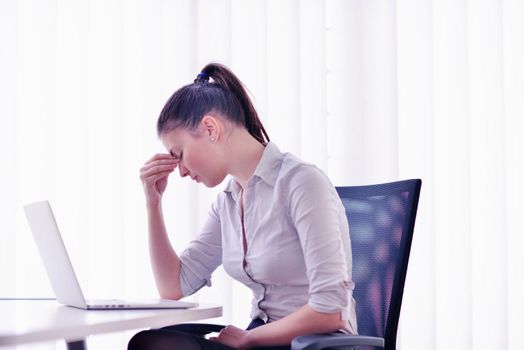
[205,176,227,188]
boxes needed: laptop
[23,200,197,310]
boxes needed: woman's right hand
[140,154,179,206]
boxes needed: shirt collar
[223,142,283,200]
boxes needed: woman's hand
[209,325,251,350]
[139,154,179,206]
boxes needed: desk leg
[66,339,87,350]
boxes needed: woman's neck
[225,128,266,191]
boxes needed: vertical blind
[0,0,522,349]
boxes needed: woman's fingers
[210,325,249,349]
[139,154,178,203]
[140,154,178,180]
[141,154,177,172]
[146,153,175,162]
[140,165,176,183]
[145,170,173,184]
[141,158,178,172]
[140,162,178,176]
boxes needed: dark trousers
[128,318,291,350]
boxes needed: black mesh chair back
[336,179,421,349]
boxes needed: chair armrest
[291,333,385,350]
[160,323,226,337]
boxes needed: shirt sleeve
[178,197,223,297]
[288,165,354,317]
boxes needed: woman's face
[160,123,227,188]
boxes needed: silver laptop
[23,200,197,310]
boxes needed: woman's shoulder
[278,152,335,192]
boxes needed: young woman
[129,63,357,350]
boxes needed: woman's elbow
[333,317,348,331]
[312,308,347,332]
[327,312,347,331]
[158,288,183,300]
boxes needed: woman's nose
[179,164,189,177]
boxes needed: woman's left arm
[212,304,345,349]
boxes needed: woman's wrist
[243,329,256,349]
[146,199,162,211]
[245,326,263,349]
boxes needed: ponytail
[157,63,270,145]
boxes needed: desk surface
[0,299,222,347]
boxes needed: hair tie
[195,72,209,83]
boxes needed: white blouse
[178,142,357,334]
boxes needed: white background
[0,0,523,349]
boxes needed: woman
[129,63,357,350]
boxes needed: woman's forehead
[160,127,199,148]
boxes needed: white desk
[0,300,222,349]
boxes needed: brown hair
[157,63,269,144]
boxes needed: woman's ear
[201,115,221,142]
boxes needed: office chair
[167,179,422,350]
[292,179,421,350]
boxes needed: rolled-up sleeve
[288,166,353,317]
[179,198,223,297]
